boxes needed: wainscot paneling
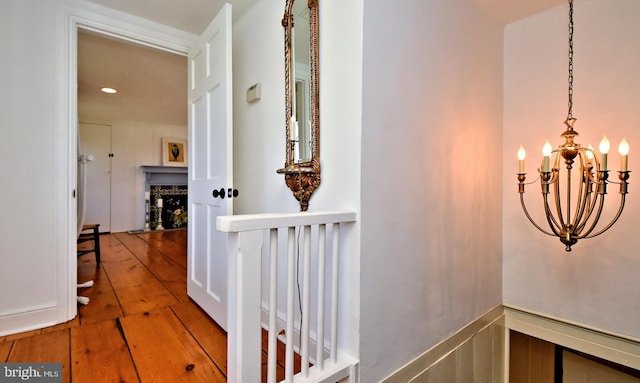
[381,305,505,383]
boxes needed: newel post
[226,230,263,383]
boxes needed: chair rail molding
[504,305,640,371]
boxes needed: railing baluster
[316,224,326,369]
[301,225,311,376]
[267,228,278,383]
[227,230,263,383]
[331,223,340,363]
[216,210,357,383]
[285,226,296,381]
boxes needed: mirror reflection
[278,0,320,211]
[291,0,311,162]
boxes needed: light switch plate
[247,83,261,103]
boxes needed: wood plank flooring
[0,229,290,382]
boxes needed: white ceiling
[84,0,567,34]
[474,0,566,24]
[77,30,188,127]
[78,0,261,127]
[77,0,568,128]
[85,0,260,35]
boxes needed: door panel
[187,3,233,331]
[79,122,112,232]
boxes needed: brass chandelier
[517,0,630,251]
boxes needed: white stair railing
[217,210,358,383]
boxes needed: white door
[187,3,233,331]
[79,122,112,232]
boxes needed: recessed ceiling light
[101,87,117,94]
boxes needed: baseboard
[0,303,60,337]
[504,305,640,371]
[381,305,505,383]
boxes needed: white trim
[217,210,358,232]
[503,323,510,381]
[63,1,196,55]
[504,305,640,371]
[57,1,198,327]
[55,0,77,329]
[381,305,505,383]
[0,303,60,337]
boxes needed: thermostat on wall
[247,83,261,103]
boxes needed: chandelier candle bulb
[542,141,552,172]
[619,138,629,171]
[518,146,526,173]
[599,136,610,170]
[586,144,595,160]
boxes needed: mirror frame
[277,0,320,211]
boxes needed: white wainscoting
[382,305,505,383]
[504,305,640,373]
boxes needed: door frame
[58,3,197,321]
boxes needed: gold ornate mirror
[277,0,320,211]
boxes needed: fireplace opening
[150,185,188,230]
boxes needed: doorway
[61,9,195,323]
[77,29,188,234]
[64,5,234,329]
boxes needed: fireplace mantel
[141,166,188,185]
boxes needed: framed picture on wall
[162,137,188,167]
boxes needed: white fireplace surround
[141,165,188,187]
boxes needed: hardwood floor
[0,230,289,382]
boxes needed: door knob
[212,187,239,199]
[212,188,225,198]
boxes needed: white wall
[0,0,195,335]
[232,0,363,358]
[80,120,187,232]
[0,0,69,332]
[503,0,640,340]
[232,0,363,216]
[360,0,504,381]
[232,0,289,214]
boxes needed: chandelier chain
[567,0,574,120]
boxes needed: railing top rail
[217,209,357,233]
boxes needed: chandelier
[517,0,630,251]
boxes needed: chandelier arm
[585,156,601,184]
[520,194,557,236]
[583,154,600,216]
[551,170,568,231]
[565,164,574,227]
[571,163,592,233]
[544,191,564,236]
[577,192,607,238]
[573,184,596,234]
[575,193,604,238]
[522,173,541,186]
[583,195,627,239]
[579,171,617,236]
[575,166,602,234]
